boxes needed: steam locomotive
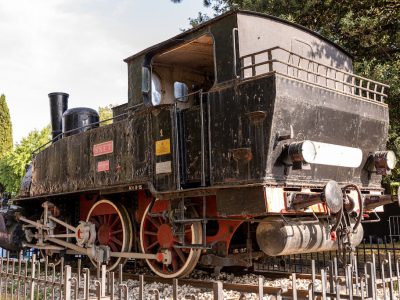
[0,10,397,278]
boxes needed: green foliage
[0,94,13,157]
[98,105,113,126]
[176,0,400,180]
[189,12,211,27]
[0,126,51,196]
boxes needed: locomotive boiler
[1,10,398,278]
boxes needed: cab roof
[123,10,352,63]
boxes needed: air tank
[49,92,69,142]
[62,107,99,137]
[256,217,363,256]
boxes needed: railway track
[111,260,396,299]
[118,271,391,299]
[121,272,311,298]
[77,261,313,298]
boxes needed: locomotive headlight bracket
[369,150,398,175]
[287,180,343,214]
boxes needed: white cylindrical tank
[256,217,363,256]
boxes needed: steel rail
[119,272,312,298]
[117,272,378,299]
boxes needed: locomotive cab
[142,34,215,107]
[139,33,216,190]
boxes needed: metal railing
[31,112,129,157]
[389,216,400,238]
[0,253,67,299]
[255,235,400,279]
[0,248,399,299]
[240,46,389,103]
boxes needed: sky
[0,0,213,143]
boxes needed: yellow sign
[155,139,171,156]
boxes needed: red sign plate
[97,160,110,172]
[93,141,113,156]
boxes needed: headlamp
[287,140,316,164]
[374,151,397,175]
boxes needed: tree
[174,0,400,179]
[0,126,51,196]
[0,94,13,157]
[98,105,113,126]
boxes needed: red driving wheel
[140,201,202,278]
[86,200,133,271]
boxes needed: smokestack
[48,92,69,142]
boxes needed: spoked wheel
[86,199,133,271]
[140,201,202,278]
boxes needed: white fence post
[101,265,106,297]
[30,254,36,300]
[64,265,71,300]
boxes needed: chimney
[48,92,69,142]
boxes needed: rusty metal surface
[208,75,275,184]
[208,73,388,189]
[180,104,210,186]
[111,103,128,122]
[128,54,145,106]
[26,73,388,200]
[216,186,266,216]
[152,106,176,191]
[269,74,388,187]
[30,115,151,197]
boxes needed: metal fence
[0,252,127,300]
[389,216,400,238]
[0,251,399,299]
[255,235,400,278]
[0,253,68,299]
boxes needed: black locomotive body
[2,10,397,278]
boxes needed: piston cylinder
[256,218,363,256]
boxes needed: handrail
[31,90,205,158]
[245,58,387,97]
[31,112,129,157]
[239,46,389,103]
